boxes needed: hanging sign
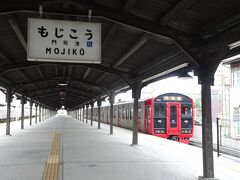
[27,18,101,63]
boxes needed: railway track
[191,125,240,158]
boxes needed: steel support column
[131,81,142,145]
[86,104,89,124]
[97,98,102,129]
[43,107,45,121]
[35,103,38,124]
[109,92,115,134]
[21,95,26,129]
[198,69,217,180]
[6,88,12,135]
[90,102,94,126]
[80,108,82,121]
[78,109,80,120]
[83,105,85,122]
[39,105,41,122]
[29,100,33,126]
[42,107,44,121]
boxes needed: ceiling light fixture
[58,83,67,86]
[228,40,240,50]
[142,63,189,83]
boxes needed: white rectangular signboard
[27,18,101,63]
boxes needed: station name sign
[27,18,101,63]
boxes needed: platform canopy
[0,0,240,110]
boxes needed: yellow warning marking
[42,133,61,180]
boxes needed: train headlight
[154,129,165,134]
[154,129,160,134]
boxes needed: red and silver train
[92,93,194,144]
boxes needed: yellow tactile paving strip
[42,133,61,180]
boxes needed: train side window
[118,109,121,119]
[138,107,141,120]
[122,109,125,119]
[130,108,133,120]
[147,106,151,119]
[126,109,129,120]
[114,109,117,118]
[154,103,165,117]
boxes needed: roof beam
[68,1,198,67]
[39,93,59,99]
[96,73,107,83]
[66,0,192,40]
[0,76,13,85]
[55,65,59,76]
[2,3,193,40]
[197,8,240,40]
[124,0,137,12]
[133,50,183,75]
[137,59,188,82]
[102,24,118,49]
[37,66,49,87]
[7,15,27,51]
[41,98,60,104]
[84,23,118,82]
[40,92,86,102]
[17,76,108,92]
[18,70,30,81]
[160,0,196,25]
[83,67,91,79]
[0,48,13,64]
[82,64,130,76]
[68,76,107,92]
[30,86,94,98]
[68,65,74,76]
[37,67,44,78]
[0,62,44,75]
[113,33,149,68]
[80,64,131,85]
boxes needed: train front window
[154,103,165,117]
[181,104,192,116]
[154,103,166,130]
[181,104,193,129]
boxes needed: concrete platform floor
[0,115,240,180]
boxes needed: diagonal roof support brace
[113,33,150,68]
[7,15,27,51]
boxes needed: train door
[118,108,121,127]
[145,105,152,134]
[137,106,142,131]
[166,103,181,136]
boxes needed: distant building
[223,57,240,138]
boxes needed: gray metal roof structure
[0,0,240,110]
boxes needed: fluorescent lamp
[142,63,189,83]
[58,83,67,86]
[228,40,240,50]
[115,86,130,93]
